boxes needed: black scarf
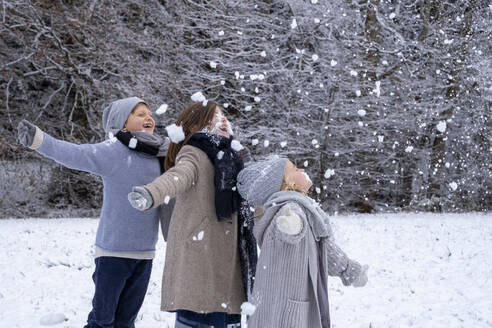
[115,130,167,173]
[187,132,257,298]
[187,133,242,221]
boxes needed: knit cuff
[30,126,44,150]
[144,184,160,210]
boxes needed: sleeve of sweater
[144,145,199,208]
[272,202,308,244]
[31,127,117,177]
[323,237,362,286]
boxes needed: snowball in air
[244,105,252,111]
[251,139,259,146]
[264,140,270,147]
[260,51,267,57]
[191,91,206,103]
[291,18,298,29]
[312,54,319,61]
[165,124,185,143]
[324,169,335,179]
[231,140,244,151]
[156,104,168,115]
[389,13,396,19]
[210,61,217,69]
[374,81,381,97]
[437,121,447,133]
[357,109,367,117]
[356,90,361,97]
[449,182,458,191]
[280,141,287,148]
[405,146,414,153]
[330,59,337,66]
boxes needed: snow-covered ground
[1,213,490,328]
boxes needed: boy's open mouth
[143,123,153,129]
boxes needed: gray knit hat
[102,97,147,135]
[237,157,288,206]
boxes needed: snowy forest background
[0,0,490,218]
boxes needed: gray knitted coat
[248,200,362,328]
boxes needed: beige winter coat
[145,145,245,314]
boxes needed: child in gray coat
[237,157,368,328]
[17,97,173,328]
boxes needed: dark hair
[164,101,218,170]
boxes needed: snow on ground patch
[40,313,67,326]
[0,213,491,328]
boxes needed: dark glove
[17,119,37,148]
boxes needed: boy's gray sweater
[32,129,173,259]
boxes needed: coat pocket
[280,299,310,328]
[185,216,210,242]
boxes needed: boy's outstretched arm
[17,119,115,177]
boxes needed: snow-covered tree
[1,0,489,216]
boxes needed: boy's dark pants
[84,256,153,328]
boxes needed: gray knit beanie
[102,97,147,135]
[237,157,288,206]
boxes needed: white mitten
[352,264,369,287]
[276,206,303,235]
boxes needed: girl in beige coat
[129,101,256,328]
